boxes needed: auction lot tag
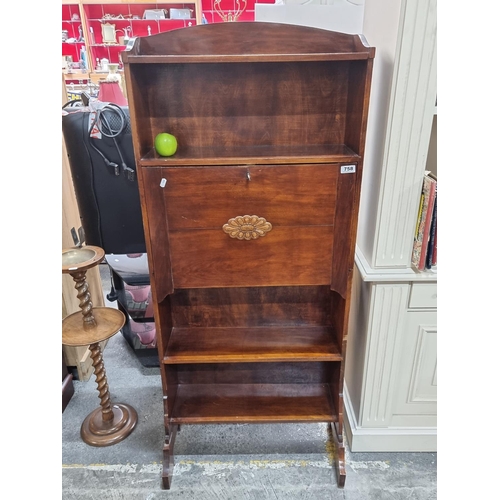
[341,165,356,174]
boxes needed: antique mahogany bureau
[122,22,375,489]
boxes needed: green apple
[154,132,177,157]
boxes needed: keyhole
[246,170,251,181]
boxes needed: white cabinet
[344,264,437,451]
[391,310,437,426]
[343,0,437,452]
[408,283,437,309]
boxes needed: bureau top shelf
[122,22,375,63]
[124,23,374,166]
[139,144,360,167]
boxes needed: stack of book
[412,171,437,272]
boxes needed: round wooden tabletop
[62,307,126,346]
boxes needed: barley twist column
[88,342,114,422]
[72,270,96,328]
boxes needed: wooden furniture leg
[162,423,178,489]
[330,421,346,487]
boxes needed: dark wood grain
[62,307,125,346]
[122,63,153,159]
[169,226,334,288]
[170,383,337,423]
[164,326,341,363]
[329,421,346,488]
[128,61,353,158]
[155,298,175,408]
[174,361,335,385]
[170,286,333,328]
[331,169,356,298]
[123,22,374,60]
[345,59,374,162]
[140,167,174,303]
[162,165,338,229]
[161,420,178,490]
[139,144,359,166]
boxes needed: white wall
[255,0,365,34]
[355,0,404,266]
[359,0,437,269]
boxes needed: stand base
[80,403,138,447]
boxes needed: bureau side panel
[140,167,173,302]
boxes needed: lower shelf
[165,326,341,364]
[170,383,337,424]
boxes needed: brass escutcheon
[222,215,272,240]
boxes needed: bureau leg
[329,422,346,488]
[161,423,178,489]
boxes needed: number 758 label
[340,165,356,174]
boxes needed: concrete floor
[61,264,437,499]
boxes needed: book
[425,195,437,269]
[411,173,437,270]
[432,226,437,266]
[418,176,436,271]
[428,172,438,267]
[414,191,425,240]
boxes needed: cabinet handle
[222,215,272,240]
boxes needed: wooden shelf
[123,23,374,61]
[140,144,360,167]
[170,383,337,423]
[164,326,342,364]
[63,70,90,80]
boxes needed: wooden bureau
[122,22,374,489]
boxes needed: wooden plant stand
[62,245,138,446]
